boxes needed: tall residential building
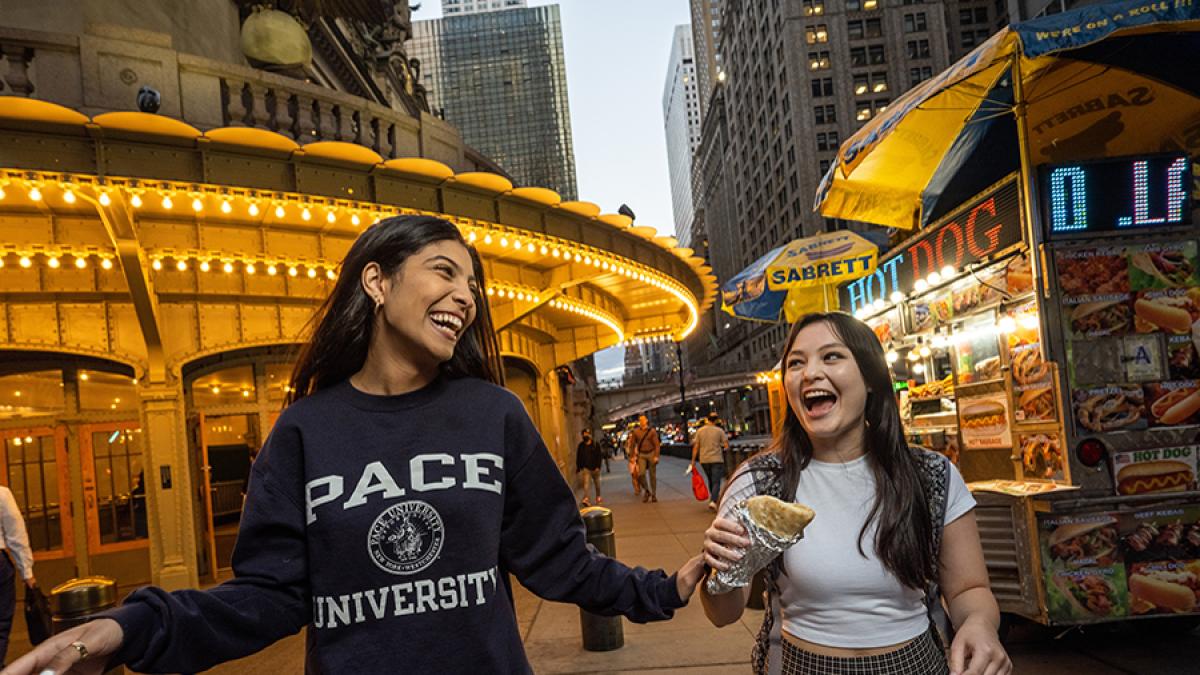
[663,25,702,247]
[411,5,578,199]
[443,0,527,16]
[690,0,725,122]
[692,0,956,372]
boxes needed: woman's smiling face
[783,320,869,441]
[376,239,478,368]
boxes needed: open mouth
[802,388,838,417]
[429,311,464,341]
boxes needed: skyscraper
[663,25,702,247]
[411,5,578,199]
[690,0,724,123]
[442,0,527,16]
[691,0,957,372]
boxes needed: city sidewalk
[199,455,758,674]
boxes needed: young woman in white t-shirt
[700,312,1010,675]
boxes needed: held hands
[24,577,36,589]
[948,617,1012,675]
[0,618,123,675]
[674,554,707,602]
[702,514,750,574]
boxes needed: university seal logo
[367,500,444,575]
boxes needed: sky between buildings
[413,1,693,383]
[413,0,690,241]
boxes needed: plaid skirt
[780,628,949,675]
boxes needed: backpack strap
[743,453,785,675]
[915,449,953,648]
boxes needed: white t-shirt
[719,452,974,648]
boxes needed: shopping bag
[24,583,52,646]
[691,466,710,501]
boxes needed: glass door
[80,423,149,554]
[0,426,73,561]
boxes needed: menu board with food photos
[1007,302,1057,425]
[1020,431,1067,481]
[1040,505,1200,623]
[958,392,1012,449]
[1055,240,1200,434]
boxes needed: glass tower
[411,5,578,200]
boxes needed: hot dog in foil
[706,495,815,595]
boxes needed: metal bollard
[579,506,624,651]
[51,576,123,674]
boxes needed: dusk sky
[413,1,694,381]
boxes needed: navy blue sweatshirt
[103,377,685,673]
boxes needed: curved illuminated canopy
[0,100,716,362]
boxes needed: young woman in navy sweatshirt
[6,216,705,675]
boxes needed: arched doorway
[0,351,147,588]
[181,345,299,580]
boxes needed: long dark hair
[771,312,935,590]
[287,215,504,403]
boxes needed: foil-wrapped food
[706,495,815,595]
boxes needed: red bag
[690,466,710,501]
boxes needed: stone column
[139,382,199,590]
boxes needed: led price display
[1041,153,1193,238]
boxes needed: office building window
[806,24,829,44]
[816,131,840,151]
[803,0,825,16]
[869,44,886,64]
[909,66,933,86]
[846,0,861,8]
[819,158,833,175]
[810,77,834,97]
[808,50,831,70]
[962,29,991,48]
[871,71,889,93]
[853,73,869,95]
[851,46,867,67]
[907,39,931,58]
[847,18,882,39]
[814,104,837,124]
[904,12,928,32]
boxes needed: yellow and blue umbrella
[721,230,878,322]
[815,0,1200,230]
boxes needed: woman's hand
[674,554,706,601]
[948,617,1011,675]
[702,514,750,573]
[0,618,123,675]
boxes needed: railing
[210,480,245,517]
[0,26,504,173]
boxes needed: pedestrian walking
[690,412,729,512]
[0,486,35,667]
[700,312,1010,675]
[626,415,661,502]
[4,216,706,675]
[576,429,603,506]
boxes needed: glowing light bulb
[275,205,285,218]
[211,386,220,395]
[998,316,1017,333]
[28,187,42,201]
[74,256,87,269]
[552,249,561,258]
[499,237,509,248]
[301,208,312,221]
[175,259,187,271]
[326,211,335,224]
[223,262,234,274]
[527,242,535,253]
[913,363,926,375]
[47,256,60,269]
[192,197,204,212]
[221,200,232,214]
[98,192,111,206]
[63,190,76,204]
[872,298,885,311]
[0,186,5,200]
[288,266,298,277]
[242,390,251,398]
[161,195,173,210]
[101,258,113,270]
[199,260,211,272]
[914,279,929,293]
[351,214,360,226]
[539,245,548,255]
[151,259,162,271]
[245,263,256,275]
[886,350,899,364]
[326,269,335,280]
[890,291,904,303]
[130,194,143,208]
[267,264,277,276]
[483,234,493,245]
[907,349,921,362]
[249,202,260,216]
[1019,315,1039,330]
[927,271,942,285]
[940,264,955,278]
[307,267,317,279]
[919,345,931,358]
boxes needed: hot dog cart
[837,154,1200,629]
